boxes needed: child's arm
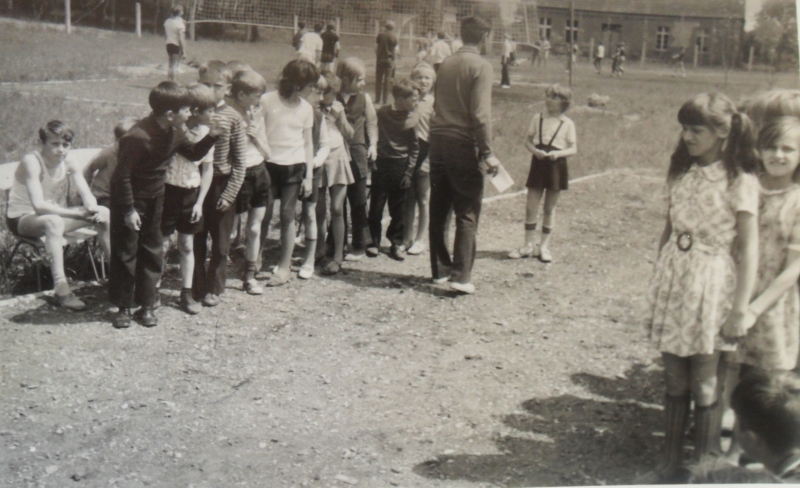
[246,117,271,161]
[313,117,330,168]
[66,157,99,214]
[721,211,759,340]
[524,114,547,158]
[333,103,355,141]
[218,116,248,210]
[302,126,314,197]
[745,249,800,329]
[364,94,379,161]
[192,160,214,223]
[112,136,147,229]
[17,155,91,220]
[82,148,108,188]
[657,214,672,254]
[402,127,420,186]
[546,119,578,160]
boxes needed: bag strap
[538,113,543,145]
[546,119,565,147]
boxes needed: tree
[752,0,797,69]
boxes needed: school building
[529,0,745,65]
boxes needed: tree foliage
[752,0,797,68]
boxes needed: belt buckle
[677,232,692,252]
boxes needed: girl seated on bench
[6,120,110,310]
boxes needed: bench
[0,148,105,290]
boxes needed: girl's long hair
[277,59,320,100]
[668,92,759,183]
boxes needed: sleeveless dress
[646,162,759,357]
[734,184,800,370]
[7,151,69,219]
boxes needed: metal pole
[336,17,340,35]
[569,0,574,86]
[796,0,800,82]
[523,4,531,45]
[64,0,71,33]
[409,20,414,52]
[135,2,141,38]
[293,14,298,35]
[189,0,197,41]
[748,45,754,72]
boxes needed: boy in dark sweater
[367,79,419,261]
[110,81,218,329]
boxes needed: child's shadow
[571,361,664,406]
[7,286,109,326]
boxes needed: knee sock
[244,260,257,282]
[694,402,722,461]
[524,222,537,246]
[659,394,690,474]
[540,226,552,249]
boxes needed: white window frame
[539,17,552,40]
[696,28,709,53]
[565,19,579,43]
[656,26,670,51]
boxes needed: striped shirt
[212,102,248,204]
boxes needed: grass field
[0,17,798,294]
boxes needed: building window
[696,28,709,53]
[656,26,670,51]
[565,19,578,43]
[539,17,551,40]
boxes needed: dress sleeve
[730,173,759,215]
[564,118,577,147]
[527,113,540,139]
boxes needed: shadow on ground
[7,285,109,326]
[414,363,663,486]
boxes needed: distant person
[164,5,187,81]
[320,23,340,72]
[501,34,513,88]
[292,21,307,51]
[375,20,399,105]
[538,37,550,67]
[594,41,605,74]
[672,46,687,77]
[416,34,431,63]
[298,22,324,66]
[428,16,501,295]
[508,84,577,263]
[7,120,111,311]
[450,34,463,54]
[530,39,540,66]
[84,117,138,208]
[429,32,452,72]
[611,43,626,77]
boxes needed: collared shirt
[164,16,185,46]
[429,45,494,158]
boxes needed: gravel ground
[0,171,669,487]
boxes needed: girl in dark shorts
[508,83,577,263]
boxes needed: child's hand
[400,175,412,190]
[531,147,547,159]
[484,155,501,176]
[300,176,313,199]
[208,114,225,137]
[547,151,559,161]
[124,210,141,231]
[368,145,378,162]
[190,203,203,223]
[721,308,750,342]
[216,197,232,211]
[245,124,259,141]
[368,160,378,173]
[88,208,108,224]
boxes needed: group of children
[644,89,800,482]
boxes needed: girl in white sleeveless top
[6,121,111,310]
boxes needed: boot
[694,402,722,461]
[657,394,690,478]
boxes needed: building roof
[529,0,745,20]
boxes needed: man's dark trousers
[375,59,394,104]
[428,134,484,285]
[109,195,164,309]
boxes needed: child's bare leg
[524,188,544,245]
[539,189,560,259]
[302,200,317,267]
[315,188,328,260]
[403,180,417,248]
[412,173,430,249]
[244,207,266,294]
[176,233,195,289]
[329,185,348,264]
[271,184,301,283]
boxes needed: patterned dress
[647,162,759,357]
[733,184,800,370]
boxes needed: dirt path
[0,171,668,487]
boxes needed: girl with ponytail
[646,92,760,481]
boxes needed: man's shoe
[365,246,379,258]
[133,307,158,327]
[450,282,476,295]
[203,294,221,307]
[56,292,86,311]
[112,308,132,329]
[180,293,202,315]
[389,245,406,262]
[243,279,264,295]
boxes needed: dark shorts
[266,162,306,189]
[161,184,203,236]
[526,154,569,191]
[235,162,271,214]
[5,215,22,236]
[301,167,324,204]
[321,52,335,63]
[166,43,182,56]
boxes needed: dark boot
[657,394,690,478]
[694,402,722,461]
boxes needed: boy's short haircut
[232,69,267,97]
[314,22,323,33]
[171,5,183,16]
[326,23,335,32]
[39,120,74,144]
[460,16,491,45]
[392,78,420,101]
[200,60,233,84]
[335,57,365,84]
[186,83,217,112]
[732,370,800,457]
[545,83,573,111]
[437,31,445,39]
[298,21,306,29]
[149,81,190,116]
[226,60,253,77]
[322,71,342,95]
[411,62,436,83]
[113,116,138,140]
[384,20,395,31]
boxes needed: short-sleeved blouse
[647,162,759,357]
[734,184,800,370]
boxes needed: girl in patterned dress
[646,92,760,481]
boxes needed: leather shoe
[203,294,221,307]
[133,307,158,327]
[389,245,405,261]
[180,292,202,315]
[112,308,132,329]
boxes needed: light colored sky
[745,0,764,30]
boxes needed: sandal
[322,260,342,276]
[298,263,314,280]
[508,244,537,259]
